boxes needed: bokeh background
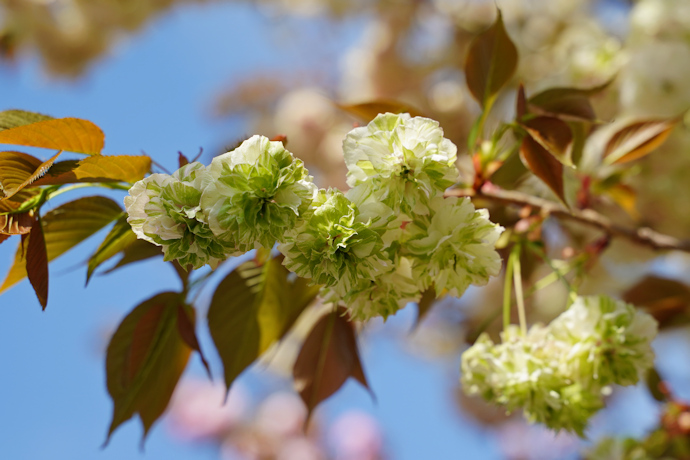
[2,1,690,459]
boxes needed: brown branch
[445,184,690,253]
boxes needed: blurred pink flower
[328,410,384,460]
[497,419,580,460]
[255,392,308,438]
[167,378,249,442]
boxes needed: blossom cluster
[125,113,503,320]
[461,295,658,436]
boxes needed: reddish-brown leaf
[105,292,192,444]
[337,100,425,122]
[176,304,211,378]
[520,134,566,204]
[623,275,690,328]
[516,83,526,120]
[464,10,518,107]
[522,116,573,165]
[0,151,42,195]
[26,217,48,309]
[293,308,372,421]
[604,119,677,165]
[527,80,611,122]
[414,286,437,329]
[0,211,33,235]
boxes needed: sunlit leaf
[0,110,104,155]
[207,257,321,391]
[0,151,42,194]
[33,155,151,186]
[26,217,48,309]
[603,118,677,165]
[1,196,122,293]
[464,10,518,108]
[522,116,573,165]
[520,134,565,204]
[337,100,426,122]
[105,291,192,444]
[293,308,371,421]
[623,275,690,329]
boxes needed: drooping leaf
[0,211,33,235]
[646,367,668,402]
[337,100,425,122]
[25,217,48,309]
[0,110,104,155]
[293,308,371,420]
[105,291,192,444]
[623,275,690,329]
[1,196,122,293]
[522,116,573,165]
[32,155,151,186]
[414,286,437,329]
[1,150,61,200]
[464,10,518,108]
[603,118,677,165]
[207,257,321,391]
[102,239,163,275]
[516,83,526,120]
[520,134,565,204]
[176,303,211,378]
[87,214,137,284]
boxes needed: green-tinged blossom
[279,188,390,296]
[461,296,658,436]
[201,135,317,251]
[124,162,229,269]
[404,195,503,297]
[343,112,460,214]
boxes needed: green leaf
[603,118,677,165]
[293,307,371,423]
[520,134,566,205]
[105,292,192,444]
[86,214,137,284]
[207,256,321,391]
[0,110,104,155]
[464,10,518,108]
[26,216,48,309]
[1,196,122,293]
[337,100,426,122]
[33,155,151,186]
[102,239,163,275]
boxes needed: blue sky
[0,3,503,460]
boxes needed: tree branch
[445,184,690,253]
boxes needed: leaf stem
[512,243,527,335]
[502,247,514,331]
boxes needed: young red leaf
[207,257,320,392]
[413,286,437,329]
[516,83,526,120]
[520,134,566,204]
[0,110,104,155]
[464,10,518,108]
[178,152,189,168]
[604,119,677,165]
[293,308,372,421]
[522,116,573,165]
[26,216,48,309]
[105,292,192,444]
[337,100,426,122]
[527,80,611,122]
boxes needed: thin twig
[445,183,690,253]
